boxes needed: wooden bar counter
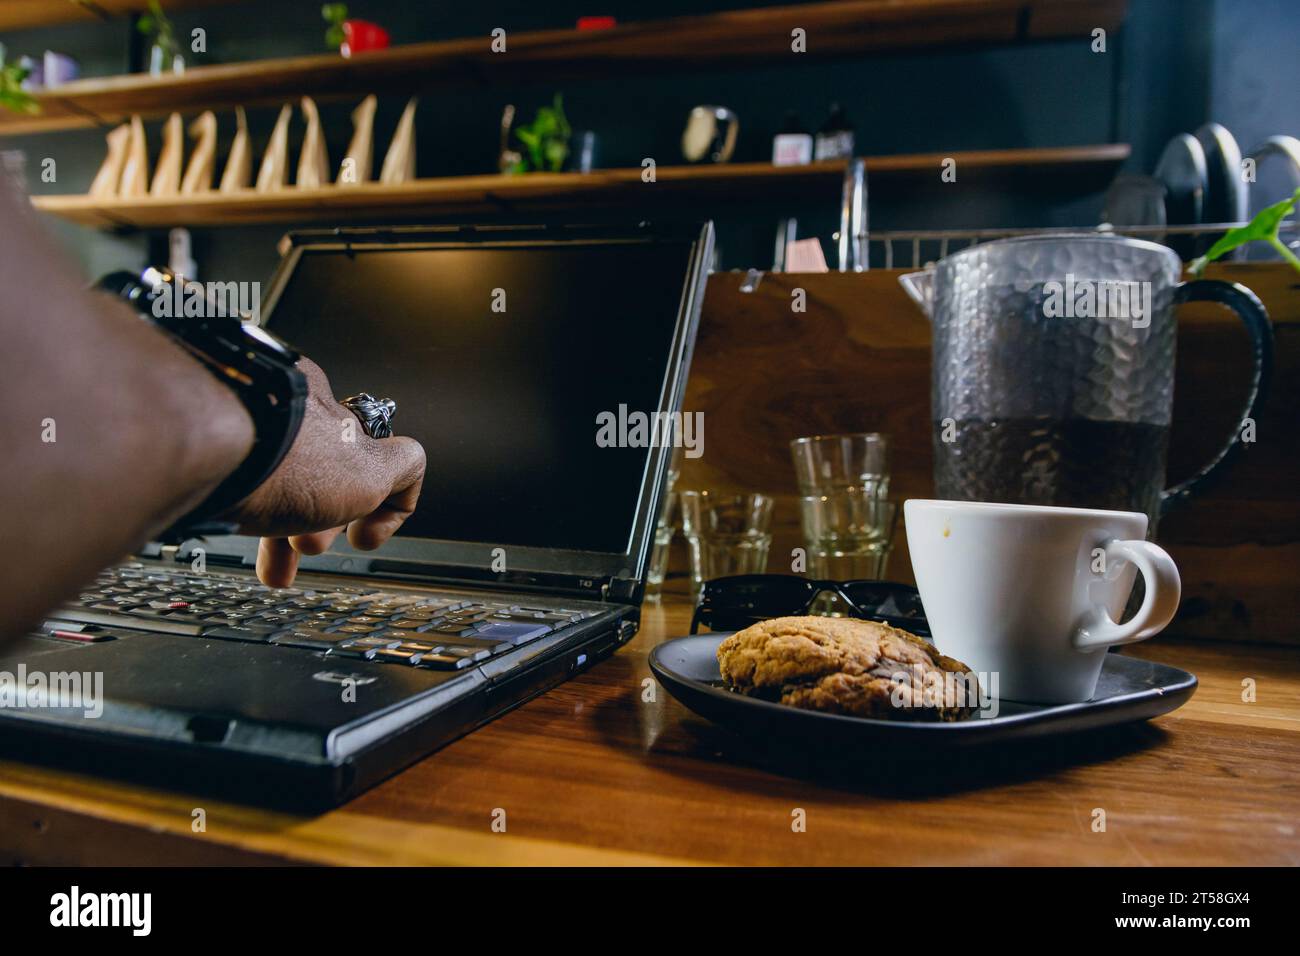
[1,263,1295,865]
[1,584,1297,866]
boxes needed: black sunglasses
[689,574,929,636]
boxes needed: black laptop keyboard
[42,563,598,671]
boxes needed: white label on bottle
[772,134,814,166]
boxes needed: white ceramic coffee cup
[904,500,1181,704]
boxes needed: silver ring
[342,393,397,439]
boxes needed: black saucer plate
[650,634,1197,750]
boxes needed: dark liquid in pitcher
[933,418,1170,524]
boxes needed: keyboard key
[488,612,555,627]
[428,623,477,636]
[333,623,380,634]
[439,645,490,663]
[394,610,440,622]
[366,596,426,611]
[368,629,429,642]
[327,646,377,660]
[302,611,345,624]
[270,629,352,650]
[414,598,469,611]
[414,653,473,671]
[373,648,421,664]
[341,636,402,649]
[254,612,298,626]
[397,641,443,654]
[201,613,252,625]
[49,607,205,636]
[471,622,552,645]
[436,635,513,655]
[450,611,494,624]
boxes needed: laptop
[0,221,713,809]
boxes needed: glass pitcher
[900,233,1273,531]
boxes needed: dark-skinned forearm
[0,175,255,641]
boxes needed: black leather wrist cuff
[157,337,308,542]
[96,269,309,543]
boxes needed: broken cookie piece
[717,616,978,721]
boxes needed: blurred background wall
[1,0,1296,282]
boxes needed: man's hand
[229,358,426,587]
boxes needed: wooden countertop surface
[2,588,1297,866]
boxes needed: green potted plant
[507,94,572,174]
[138,0,184,75]
[0,45,38,115]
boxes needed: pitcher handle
[1160,279,1275,515]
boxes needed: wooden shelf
[0,1,232,34]
[31,144,1130,229]
[0,0,1128,135]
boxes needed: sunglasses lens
[698,575,814,628]
[838,581,928,632]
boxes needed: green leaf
[1191,187,1300,276]
[0,62,39,115]
[543,138,569,172]
[509,93,573,173]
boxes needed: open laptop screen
[263,235,698,556]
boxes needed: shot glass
[679,491,773,596]
[790,433,894,581]
[644,492,679,599]
[790,432,890,497]
[644,446,684,599]
[798,495,898,580]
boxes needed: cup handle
[1072,539,1182,651]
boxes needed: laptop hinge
[607,577,639,604]
[157,541,248,569]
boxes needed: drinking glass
[790,432,890,499]
[798,495,897,580]
[679,491,773,596]
[789,433,893,580]
[644,446,684,599]
[644,493,679,599]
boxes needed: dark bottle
[814,103,855,162]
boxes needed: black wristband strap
[96,269,309,542]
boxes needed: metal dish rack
[833,158,1300,271]
[868,222,1300,271]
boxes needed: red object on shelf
[342,20,391,57]
[576,16,617,31]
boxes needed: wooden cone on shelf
[379,97,417,185]
[117,115,150,197]
[181,111,217,194]
[150,112,184,196]
[337,94,377,186]
[255,104,293,192]
[219,107,252,193]
[89,123,130,197]
[297,96,330,188]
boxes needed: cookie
[716,616,977,721]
